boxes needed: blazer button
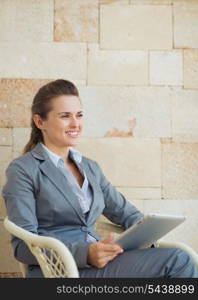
[81,226,88,232]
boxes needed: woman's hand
[87,232,123,268]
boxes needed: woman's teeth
[66,131,78,136]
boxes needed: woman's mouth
[65,131,79,138]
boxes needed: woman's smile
[65,131,80,138]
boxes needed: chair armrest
[156,240,198,268]
[4,217,79,278]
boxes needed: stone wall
[0,0,198,274]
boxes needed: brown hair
[23,79,79,154]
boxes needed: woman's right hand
[87,233,123,268]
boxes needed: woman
[2,79,198,278]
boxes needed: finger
[101,232,114,244]
[98,251,120,259]
[99,243,123,253]
[98,254,118,267]
[98,248,123,260]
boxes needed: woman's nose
[69,117,79,126]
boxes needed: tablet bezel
[114,213,186,251]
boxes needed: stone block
[0,79,50,127]
[55,0,98,42]
[172,88,198,142]
[100,4,172,49]
[0,0,53,42]
[162,143,198,199]
[13,128,31,159]
[0,147,12,163]
[0,42,87,81]
[77,137,161,187]
[0,162,9,188]
[0,196,6,220]
[101,0,129,3]
[88,44,148,85]
[79,86,172,138]
[150,50,183,86]
[79,86,138,138]
[117,187,161,200]
[0,221,20,272]
[174,2,198,49]
[130,0,172,4]
[184,50,198,90]
[174,0,198,3]
[131,87,172,138]
[0,128,12,146]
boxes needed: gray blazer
[2,143,143,269]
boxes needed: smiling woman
[2,79,198,278]
[23,79,83,161]
[32,95,83,161]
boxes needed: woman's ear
[33,114,45,130]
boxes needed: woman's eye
[61,114,83,118]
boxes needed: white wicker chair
[3,217,79,278]
[4,217,198,278]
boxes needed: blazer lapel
[31,144,86,225]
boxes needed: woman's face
[34,95,83,149]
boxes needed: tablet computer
[114,213,186,251]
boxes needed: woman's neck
[43,142,70,162]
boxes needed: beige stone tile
[100,5,172,49]
[55,0,98,42]
[172,88,198,142]
[0,147,12,163]
[0,147,11,191]
[143,200,198,251]
[77,137,161,187]
[101,0,129,3]
[174,0,198,3]
[0,128,12,146]
[132,87,172,138]
[174,2,198,49]
[0,162,9,187]
[0,196,6,219]
[130,0,172,4]
[79,86,138,138]
[13,128,31,159]
[184,50,198,89]
[150,50,183,86]
[0,0,53,42]
[162,143,198,199]
[87,44,148,85]
[100,199,143,216]
[0,42,87,81]
[127,199,144,212]
[0,79,50,127]
[79,86,172,138]
[0,221,20,272]
[117,187,161,200]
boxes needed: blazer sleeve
[2,160,91,269]
[93,161,144,229]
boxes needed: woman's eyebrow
[58,111,83,115]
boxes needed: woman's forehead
[51,95,81,111]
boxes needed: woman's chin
[65,139,79,147]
